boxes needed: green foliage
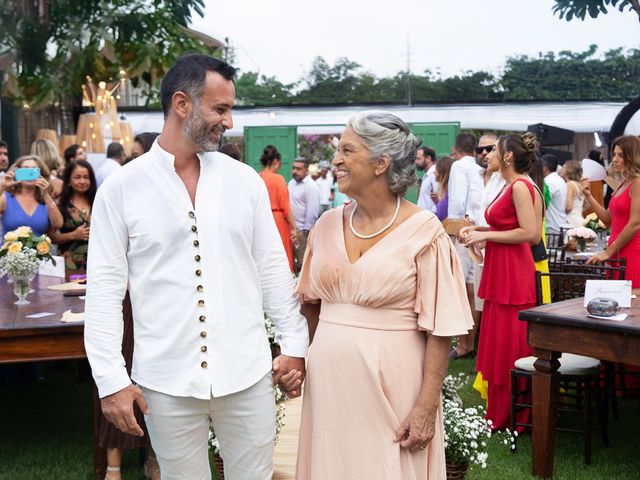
[0,0,212,107]
[552,0,640,23]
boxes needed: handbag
[441,217,474,237]
[530,239,548,262]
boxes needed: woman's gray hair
[347,111,420,196]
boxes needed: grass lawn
[1,360,639,479]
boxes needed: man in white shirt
[85,54,308,480]
[448,133,483,359]
[315,160,333,215]
[416,146,437,212]
[288,157,319,272]
[543,154,567,233]
[95,142,126,187]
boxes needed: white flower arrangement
[566,226,597,241]
[0,226,55,278]
[208,314,287,456]
[0,247,41,278]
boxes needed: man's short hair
[542,154,559,173]
[64,144,81,163]
[454,133,477,155]
[106,142,124,159]
[420,146,436,161]
[160,53,236,118]
[293,157,309,167]
[0,140,8,149]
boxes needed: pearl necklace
[349,195,401,240]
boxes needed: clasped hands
[459,225,486,247]
[272,354,305,398]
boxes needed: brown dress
[97,292,150,449]
[296,207,473,479]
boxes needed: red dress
[260,169,294,272]
[608,182,640,288]
[477,179,536,430]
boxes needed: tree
[553,0,640,23]
[0,0,213,107]
[235,72,295,106]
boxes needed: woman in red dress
[583,135,640,288]
[259,145,297,272]
[461,133,542,430]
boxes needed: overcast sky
[190,0,639,84]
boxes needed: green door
[405,123,460,204]
[244,126,297,183]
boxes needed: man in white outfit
[84,54,308,480]
[542,154,567,233]
[416,146,437,213]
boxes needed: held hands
[272,354,305,398]
[100,384,149,436]
[73,224,90,241]
[394,405,437,452]
[460,226,486,247]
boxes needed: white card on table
[26,312,55,318]
[38,255,65,278]
[583,280,632,308]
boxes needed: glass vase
[576,238,587,252]
[11,274,32,305]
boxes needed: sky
[190,0,640,84]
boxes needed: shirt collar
[152,138,206,170]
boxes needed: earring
[502,156,511,167]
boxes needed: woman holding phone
[50,160,96,276]
[0,155,63,237]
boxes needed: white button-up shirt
[448,156,483,220]
[417,164,437,213]
[95,157,121,187]
[477,172,507,227]
[544,171,568,232]
[85,141,309,400]
[288,176,319,231]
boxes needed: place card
[26,312,55,318]
[584,280,632,308]
[38,255,65,278]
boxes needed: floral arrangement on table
[441,374,516,478]
[208,314,286,462]
[565,226,597,252]
[582,213,608,233]
[0,226,56,304]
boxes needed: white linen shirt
[477,172,507,227]
[417,164,437,213]
[95,157,122,187]
[544,171,568,232]
[288,176,320,231]
[85,141,309,400]
[448,156,483,220]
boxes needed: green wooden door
[405,123,460,204]
[244,126,297,183]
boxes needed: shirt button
[199,315,206,322]
[200,331,207,338]
[201,361,208,368]
[193,239,200,247]
[195,254,201,262]
[191,225,198,232]
[201,346,208,353]
[198,300,205,307]
[197,285,204,292]
[196,269,202,276]
[188,211,195,218]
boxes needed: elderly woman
[295,111,473,479]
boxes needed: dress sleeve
[414,232,474,336]
[296,225,320,304]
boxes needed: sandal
[144,455,161,480]
[104,466,121,480]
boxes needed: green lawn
[0,360,638,479]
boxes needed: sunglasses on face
[475,145,494,154]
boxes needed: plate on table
[573,251,597,258]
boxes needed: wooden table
[519,291,640,478]
[0,275,106,478]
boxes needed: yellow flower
[4,231,18,242]
[0,242,9,251]
[8,242,23,253]
[15,226,32,238]
[36,241,50,255]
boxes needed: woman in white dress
[562,160,585,227]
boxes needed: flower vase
[576,238,587,252]
[446,461,469,479]
[11,274,32,305]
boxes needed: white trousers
[141,374,276,480]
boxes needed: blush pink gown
[296,206,473,480]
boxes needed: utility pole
[405,38,412,106]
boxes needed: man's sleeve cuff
[278,337,309,358]
[96,369,132,398]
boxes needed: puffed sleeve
[296,225,320,304]
[414,232,474,336]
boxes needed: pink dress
[296,207,473,480]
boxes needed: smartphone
[15,167,40,181]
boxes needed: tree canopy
[552,0,640,23]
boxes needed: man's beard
[184,110,225,152]
[416,164,425,172]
